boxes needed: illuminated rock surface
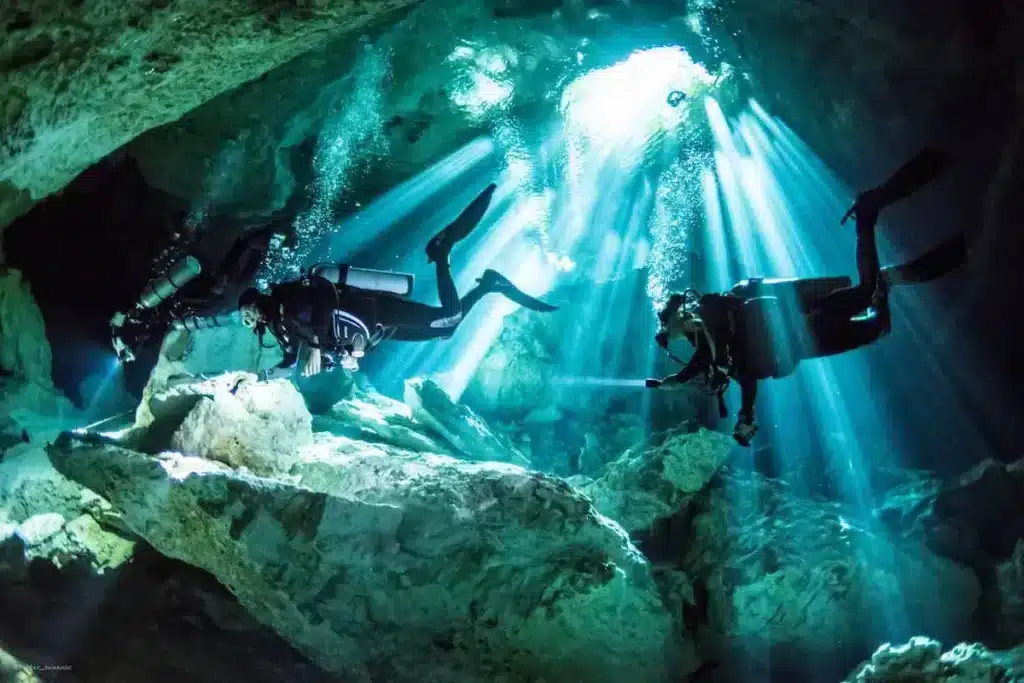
[843,637,1024,683]
[48,376,693,683]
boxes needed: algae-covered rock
[48,436,692,683]
[581,428,733,533]
[0,0,422,228]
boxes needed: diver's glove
[732,414,758,446]
[645,378,663,389]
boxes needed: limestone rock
[843,637,1024,682]
[464,312,556,417]
[0,377,79,443]
[404,377,530,467]
[0,268,51,386]
[0,445,102,524]
[319,388,452,455]
[876,457,1024,643]
[0,0,423,228]
[581,428,733,533]
[145,324,348,417]
[713,471,979,663]
[136,371,313,475]
[138,325,284,429]
[48,437,692,683]
[7,511,134,574]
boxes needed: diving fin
[876,147,952,208]
[842,148,951,224]
[478,269,558,312]
[881,232,969,286]
[427,183,498,263]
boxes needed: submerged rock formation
[0,0,422,228]
[877,457,1024,647]
[48,373,695,682]
[582,427,733,533]
[0,268,51,386]
[625,465,982,679]
[713,471,979,662]
[843,636,1024,682]
[404,377,530,467]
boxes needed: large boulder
[0,0,423,228]
[581,427,734,533]
[48,435,694,682]
[134,371,313,476]
[843,637,1024,682]
[157,326,284,385]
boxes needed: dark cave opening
[3,157,184,406]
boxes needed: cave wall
[0,0,424,229]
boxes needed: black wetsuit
[264,255,495,366]
[674,210,888,419]
[801,210,890,357]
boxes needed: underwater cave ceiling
[0,0,422,229]
[1,0,1019,232]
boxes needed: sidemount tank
[311,263,414,297]
[138,255,203,309]
[728,276,852,312]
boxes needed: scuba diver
[646,149,969,446]
[239,183,558,377]
[111,217,291,363]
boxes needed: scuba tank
[310,263,414,297]
[728,276,851,313]
[727,276,852,380]
[137,255,203,309]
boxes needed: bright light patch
[159,454,225,480]
[561,46,713,150]
[452,72,514,118]
[448,47,516,119]
[504,157,533,187]
[545,252,576,272]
